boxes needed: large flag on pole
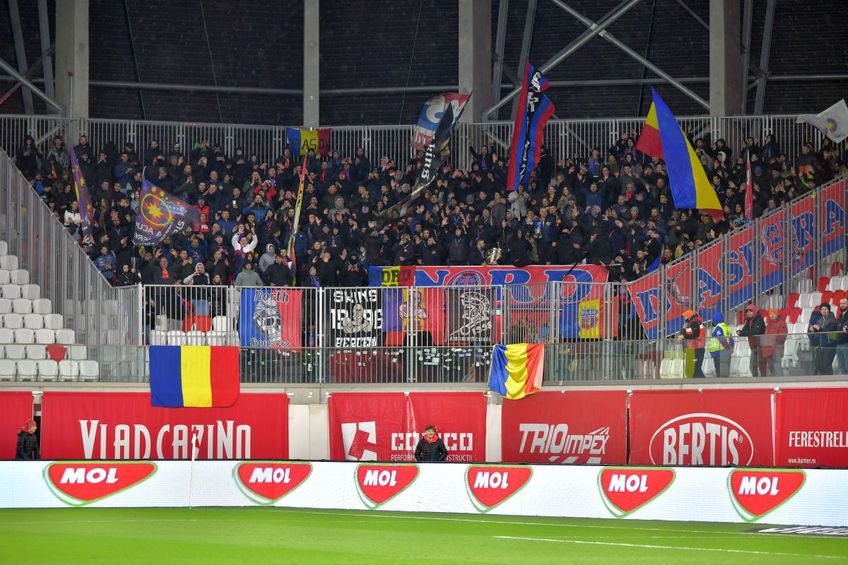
[796,99,848,143]
[132,179,200,246]
[411,92,470,150]
[506,63,555,191]
[635,89,723,219]
[286,162,309,283]
[745,152,753,222]
[69,148,94,244]
[286,128,332,156]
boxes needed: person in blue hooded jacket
[707,312,734,377]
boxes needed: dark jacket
[16,430,39,460]
[738,312,766,349]
[414,436,448,462]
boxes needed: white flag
[796,99,848,143]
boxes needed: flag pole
[188,432,198,509]
[287,160,309,285]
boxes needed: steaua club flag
[133,179,199,246]
[150,346,240,408]
[488,343,544,400]
[286,128,332,157]
[636,89,723,219]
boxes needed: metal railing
[1,114,845,173]
[0,149,141,371]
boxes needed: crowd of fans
[13,127,847,288]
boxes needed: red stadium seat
[831,262,844,276]
[817,277,830,293]
[786,293,799,308]
[46,344,67,361]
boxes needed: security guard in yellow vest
[707,312,734,377]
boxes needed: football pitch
[0,507,845,564]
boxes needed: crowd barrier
[5,388,847,468]
[2,460,846,527]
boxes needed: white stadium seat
[12,298,31,314]
[212,316,230,331]
[32,299,51,314]
[58,360,80,382]
[0,328,12,343]
[25,344,46,360]
[0,270,9,285]
[150,330,168,345]
[2,285,20,299]
[0,255,19,270]
[167,330,187,346]
[3,313,23,329]
[10,269,29,285]
[23,314,43,330]
[14,329,34,344]
[35,329,55,345]
[0,359,14,381]
[21,284,39,299]
[206,331,227,346]
[16,360,36,381]
[5,344,25,360]
[37,360,58,381]
[0,241,7,256]
[185,330,205,345]
[67,345,88,360]
[154,315,168,331]
[44,313,63,330]
[55,329,75,344]
[0,298,9,314]
[79,360,99,381]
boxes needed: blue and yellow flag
[578,299,601,339]
[286,128,332,157]
[636,89,722,218]
[132,179,200,246]
[488,343,544,400]
[69,148,94,244]
[150,346,240,408]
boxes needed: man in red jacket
[677,309,706,378]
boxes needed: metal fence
[1,114,845,173]
[0,148,140,374]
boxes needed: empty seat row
[0,296,50,312]
[0,328,75,345]
[0,255,18,271]
[149,330,236,346]
[0,269,30,286]
[0,344,87,360]
[0,313,62,330]
[0,359,99,382]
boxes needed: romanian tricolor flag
[286,128,332,157]
[150,346,240,408]
[636,89,722,218]
[488,343,544,400]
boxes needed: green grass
[0,507,845,564]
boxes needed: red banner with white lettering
[775,388,848,468]
[501,391,627,464]
[41,392,288,460]
[1,392,33,459]
[629,389,773,467]
[328,392,486,463]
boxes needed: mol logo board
[649,413,753,466]
[728,469,805,522]
[598,468,675,517]
[465,466,532,513]
[44,462,156,506]
[234,462,312,505]
[355,464,419,508]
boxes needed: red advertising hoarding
[501,391,627,464]
[775,388,848,468]
[629,389,774,467]
[328,392,486,462]
[41,392,288,460]
[1,392,33,459]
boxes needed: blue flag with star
[132,179,200,246]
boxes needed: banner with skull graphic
[444,287,495,345]
[328,289,383,348]
[239,288,303,351]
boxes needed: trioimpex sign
[1,462,844,527]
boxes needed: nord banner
[40,392,288,460]
[328,392,486,463]
[501,391,627,465]
[629,389,774,467]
